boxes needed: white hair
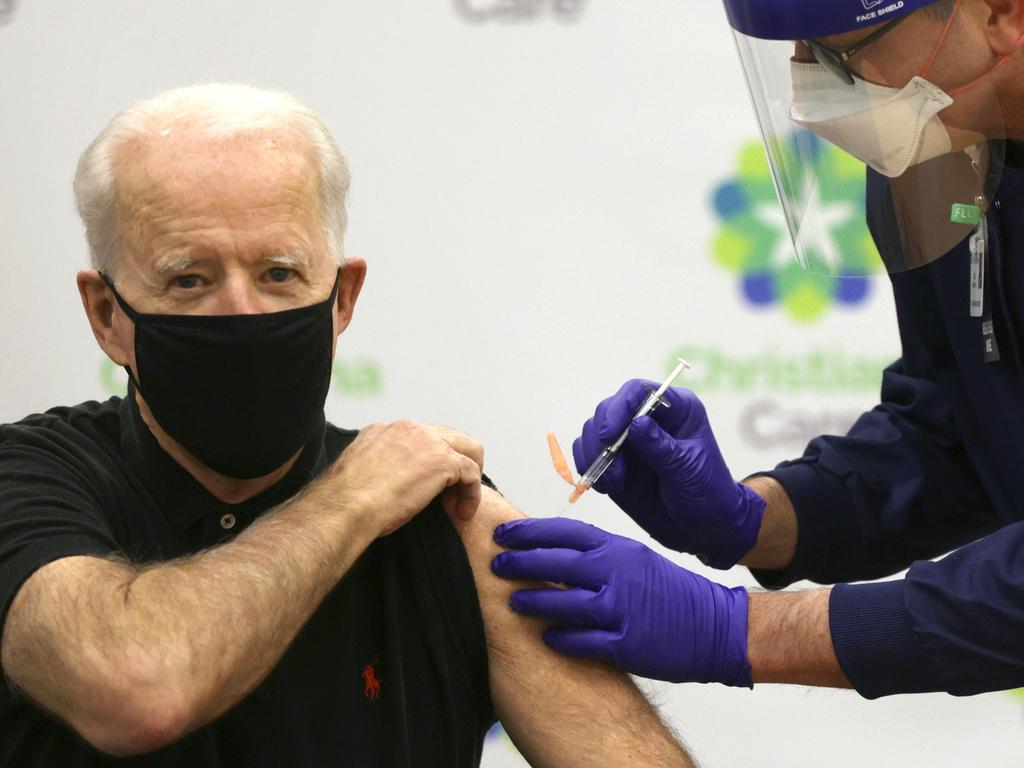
[73,82,350,276]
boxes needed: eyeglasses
[803,13,913,85]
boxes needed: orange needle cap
[546,433,576,486]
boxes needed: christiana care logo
[454,0,586,24]
[710,134,879,324]
[0,0,19,25]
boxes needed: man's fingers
[509,587,611,627]
[441,485,479,523]
[427,426,483,521]
[429,426,484,472]
[443,452,482,521]
[493,517,608,553]
[456,455,483,520]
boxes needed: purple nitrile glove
[574,379,766,569]
[491,517,751,687]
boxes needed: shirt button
[220,513,237,530]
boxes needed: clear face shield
[724,0,1008,275]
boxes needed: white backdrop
[2,2,1023,766]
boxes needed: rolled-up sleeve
[829,522,1024,697]
[751,358,997,589]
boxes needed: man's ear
[333,257,366,337]
[982,0,1024,55]
[77,270,132,367]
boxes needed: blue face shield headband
[722,0,937,41]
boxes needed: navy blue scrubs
[756,143,1024,698]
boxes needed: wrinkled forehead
[111,128,326,254]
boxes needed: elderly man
[0,83,691,767]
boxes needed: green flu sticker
[951,203,982,225]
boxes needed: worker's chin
[940,115,998,155]
[950,132,993,155]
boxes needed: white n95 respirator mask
[789,61,954,179]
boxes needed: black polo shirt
[0,393,495,766]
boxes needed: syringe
[560,358,690,513]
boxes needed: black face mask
[101,272,340,479]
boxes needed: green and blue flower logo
[710,133,880,323]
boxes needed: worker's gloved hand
[574,379,765,569]
[491,518,751,687]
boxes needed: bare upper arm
[452,488,694,768]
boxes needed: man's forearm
[4,478,378,752]
[747,589,851,688]
[740,478,850,691]
[120,479,379,730]
[739,476,798,571]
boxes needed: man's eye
[173,275,202,289]
[266,267,296,283]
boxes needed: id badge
[969,230,984,318]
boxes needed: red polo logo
[362,661,381,700]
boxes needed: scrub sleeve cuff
[748,462,862,589]
[830,579,933,699]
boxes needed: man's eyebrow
[153,253,207,275]
[264,251,312,269]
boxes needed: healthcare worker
[491,0,1024,698]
